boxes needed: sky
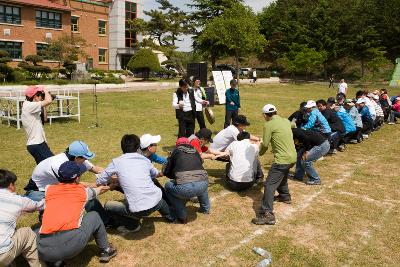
[141,0,275,52]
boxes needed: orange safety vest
[40,183,87,234]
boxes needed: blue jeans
[104,198,172,230]
[294,140,330,182]
[165,180,210,219]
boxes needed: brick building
[0,0,142,70]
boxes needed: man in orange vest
[37,161,117,265]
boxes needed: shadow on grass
[67,244,100,266]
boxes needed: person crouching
[37,161,116,265]
[164,138,210,224]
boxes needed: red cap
[176,137,189,147]
[25,85,44,98]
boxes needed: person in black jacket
[316,99,344,153]
[172,79,196,138]
[288,102,308,128]
[292,128,330,185]
[163,137,210,224]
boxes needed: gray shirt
[96,153,161,213]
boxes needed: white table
[0,89,80,129]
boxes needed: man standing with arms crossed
[252,104,296,225]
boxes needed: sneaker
[117,224,141,234]
[337,145,345,152]
[328,149,337,155]
[99,245,118,263]
[274,195,291,204]
[316,156,324,161]
[362,134,369,139]
[306,180,321,185]
[388,122,395,125]
[349,139,358,144]
[251,212,276,225]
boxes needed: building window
[0,41,22,59]
[125,1,137,48]
[36,43,49,59]
[98,49,107,63]
[36,10,62,29]
[98,20,106,35]
[0,4,21,24]
[71,16,79,32]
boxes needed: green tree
[44,34,87,69]
[278,44,327,80]
[0,50,12,82]
[198,3,267,81]
[18,55,51,80]
[127,48,160,79]
[189,0,243,69]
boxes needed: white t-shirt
[338,82,347,94]
[363,96,376,117]
[226,139,259,182]
[32,153,94,191]
[172,92,192,112]
[253,70,257,78]
[210,125,240,152]
[193,88,204,112]
[21,101,46,146]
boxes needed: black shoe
[274,195,291,204]
[99,245,117,263]
[306,180,321,185]
[251,212,276,225]
[45,261,66,267]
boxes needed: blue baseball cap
[57,161,86,182]
[68,141,95,159]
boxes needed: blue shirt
[302,109,331,134]
[336,111,356,134]
[225,88,240,111]
[149,153,167,165]
[96,153,162,213]
[358,106,372,122]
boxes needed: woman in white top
[192,77,209,129]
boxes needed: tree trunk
[235,49,240,89]
[211,53,216,70]
[323,63,328,80]
[361,58,365,77]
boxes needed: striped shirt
[0,189,44,254]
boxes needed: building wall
[0,1,70,67]
[68,0,109,70]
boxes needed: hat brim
[82,151,95,160]
[304,105,315,108]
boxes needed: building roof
[8,0,75,12]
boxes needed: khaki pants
[0,227,42,267]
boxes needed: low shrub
[101,76,125,84]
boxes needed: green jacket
[259,115,297,164]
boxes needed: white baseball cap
[140,134,161,149]
[356,98,365,104]
[304,100,316,108]
[262,104,277,114]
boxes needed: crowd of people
[1,81,399,266]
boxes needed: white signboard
[212,71,226,104]
[222,71,234,89]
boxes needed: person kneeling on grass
[37,161,116,266]
[0,169,44,267]
[222,131,261,191]
[188,128,223,160]
[97,134,173,234]
[292,128,330,185]
[163,137,210,224]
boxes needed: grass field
[1,83,400,267]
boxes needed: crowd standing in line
[1,81,399,266]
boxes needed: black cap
[57,161,85,183]
[197,128,213,143]
[327,97,336,104]
[233,115,250,126]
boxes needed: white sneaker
[316,156,324,161]
[117,225,141,234]
[362,134,369,139]
[388,122,395,125]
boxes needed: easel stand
[89,83,101,128]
